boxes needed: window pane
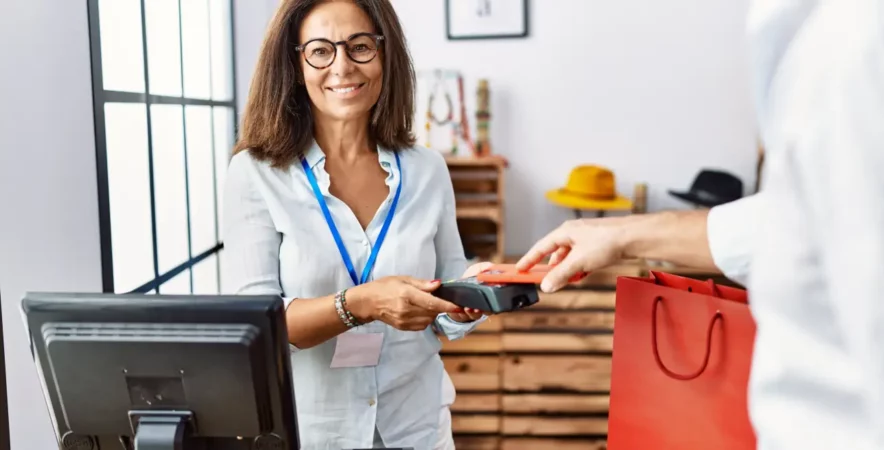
[144,0,182,97]
[186,106,217,254]
[104,103,154,292]
[151,104,190,274]
[98,0,145,92]
[181,0,212,99]
[213,107,235,238]
[209,0,234,100]
[160,269,192,294]
[217,249,228,293]
[192,254,219,294]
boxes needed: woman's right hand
[347,276,461,331]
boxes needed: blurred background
[0,0,758,448]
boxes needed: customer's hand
[348,276,462,331]
[446,261,494,323]
[516,218,625,293]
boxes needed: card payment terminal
[432,276,540,313]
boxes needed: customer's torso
[748,0,884,448]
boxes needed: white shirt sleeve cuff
[282,296,302,353]
[707,195,760,287]
[434,313,487,341]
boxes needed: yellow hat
[546,165,634,211]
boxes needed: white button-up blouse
[221,141,484,450]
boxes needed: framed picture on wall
[446,0,529,40]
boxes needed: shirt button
[368,399,376,406]
[362,239,370,246]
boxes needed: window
[87,0,237,294]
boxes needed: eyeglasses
[295,33,385,70]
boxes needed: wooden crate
[501,438,608,450]
[446,156,507,263]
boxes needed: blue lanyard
[300,152,403,286]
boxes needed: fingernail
[432,279,441,283]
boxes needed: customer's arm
[517,195,762,292]
[222,152,459,349]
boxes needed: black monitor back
[21,292,299,450]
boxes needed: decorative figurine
[475,79,491,157]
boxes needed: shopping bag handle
[650,271,723,298]
[652,296,723,381]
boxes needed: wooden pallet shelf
[446,156,507,263]
[443,262,643,449]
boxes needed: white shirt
[221,141,484,450]
[707,1,884,448]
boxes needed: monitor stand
[130,411,191,450]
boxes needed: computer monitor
[21,292,299,450]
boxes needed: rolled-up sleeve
[431,156,487,340]
[706,194,764,287]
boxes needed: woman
[222,0,487,448]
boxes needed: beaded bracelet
[334,289,361,328]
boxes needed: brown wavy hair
[233,0,416,169]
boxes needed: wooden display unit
[441,262,644,449]
[445,156,507,263]
[438,158,742,447]
[440,260,741,449]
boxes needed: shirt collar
[302,140,325,169]
[302,139,398,172]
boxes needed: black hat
[668,169,743,208]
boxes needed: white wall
[0,1,276,448]
[233,0,283,115]
[0,1,103,449]
[393,0,758,254]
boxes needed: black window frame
[86,0,239,294]
[0,289,8,450]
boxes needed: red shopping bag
[607,271,757,450]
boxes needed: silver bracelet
[334,289,360,328]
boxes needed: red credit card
[475,264,589,284]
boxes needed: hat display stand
[568,183,648,219]
[545,165,646,218]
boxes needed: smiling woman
[224,1,489,449]
[234,0,415,169]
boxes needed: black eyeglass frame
[295,32,385,69]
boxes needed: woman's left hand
[446,261,494,323]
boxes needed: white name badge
[330,332,384,368]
